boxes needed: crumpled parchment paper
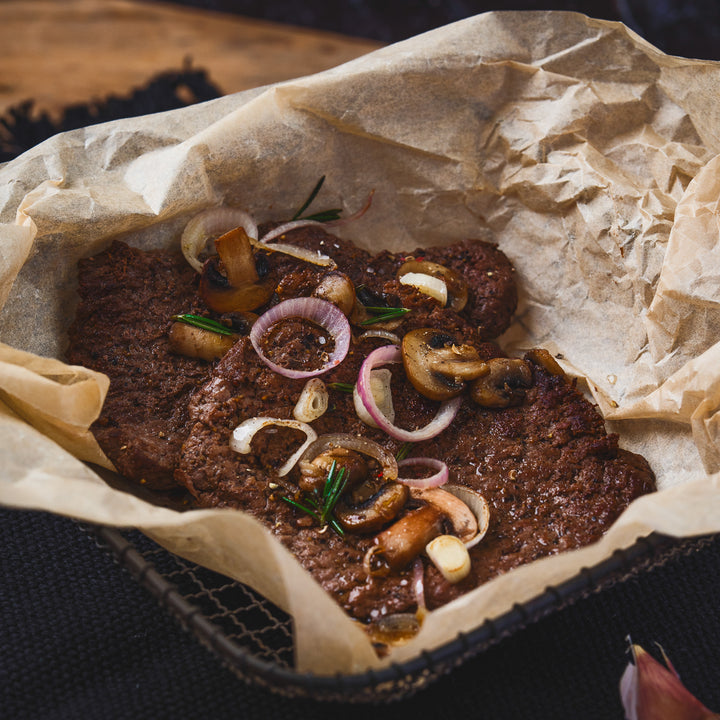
[1,11,720,674]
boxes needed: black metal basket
[92,524,701,703]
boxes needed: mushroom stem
[409,487,478,544]
[370,504,445,572]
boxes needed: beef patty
[66,222,654,630]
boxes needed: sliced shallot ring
[229,417,318,477]
[182,207,259,273]
[255,190,374,263]
[299,432,398,481]
[356,345,462,442]
[250,298,351,379]
[353,368,394,429]
[259,219,324,245]
[252,235,336,268]
[356,330,401,345]
[442,484,491,548]
[396,457,449,490]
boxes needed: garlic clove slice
[399,272,448,306]
[293,378,329,422]
[425,534,471,583]
[353,368,395,428]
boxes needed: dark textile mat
[2,507,719,717]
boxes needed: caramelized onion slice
[250,298,351,379]
[299,433,398,481]
[356,345,462,442]
[229,417,318,477]
[396,457,449,490]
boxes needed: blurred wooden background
[0,0,382,119]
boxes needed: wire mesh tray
[92,524,695,703]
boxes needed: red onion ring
[396,457,449,489]
[181,207,259,273]
[412,557,427,617]
[257,190,374,245]
[356,345,462,441]
[250,297,351,379]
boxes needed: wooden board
[0,0,383,118]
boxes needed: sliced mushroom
[397,259,468,311]
[469,357,532,408]
[298,447,369,494]
[334,480,409,534]
[200,226,274,313]
[442,485,491,548]
[401,328,490,401]
[526,347,565,377]
[168,322,238,361]
[312,271,356,317]
[409,486,478,544]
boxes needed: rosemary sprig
[171,314,234,336]
[281,460,348,536]
[291,176,342,223]
[359,306,410,326]
[328,382,355,393]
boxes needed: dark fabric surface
[162,0,720,60]
[2,507,719,718]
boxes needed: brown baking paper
[2,11,720,674]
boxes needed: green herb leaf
[328,382,355,393]
[395,442,413,461]
[303,209,343,222]
[359,307,410,325]
[280,460,348,536]
[292,176,326,220]
[171,314,235,336]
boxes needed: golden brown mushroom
[199,226,274,313]
[401,328,490,401]
[469,357,532,407]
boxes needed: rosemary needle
[359,307,410,325]
[281,460,348,536]
[171,314,235,336]
[328,382,355,393]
